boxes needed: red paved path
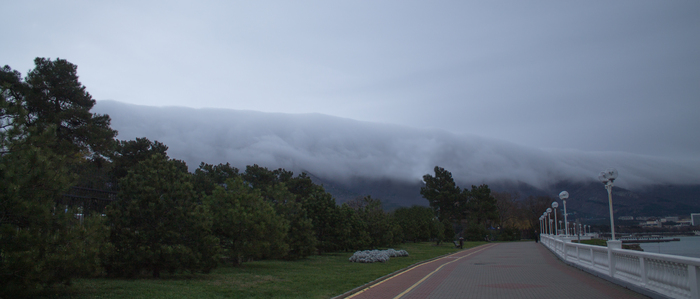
[342,242,648,299]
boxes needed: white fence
[541,235,700,299]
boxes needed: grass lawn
[44,241,487,299]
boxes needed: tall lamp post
[546,208,552,235]
[559,191,569,237]
[559,221,562,234]
[598,168,618,240]
[542,216,547,235]
[540,216,545,235]
[551,202,559,236]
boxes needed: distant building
[641,219,661,228]
[677,219,692,226]
[662,216,679,222]
[692,213,700,226]
[618,216,634,220]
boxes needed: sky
[3,1,700,159]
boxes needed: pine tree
[420,166,463,223]
[22,58,116,158]
[0,96,106,296]
[205,177,288,264]
[105,154,218,278]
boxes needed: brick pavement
[343,242,649,299]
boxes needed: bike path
[344,242,649,299]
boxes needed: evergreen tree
[193,162,240,196]
[205,177,288,265]
[263,183,316,259]
[337,203,371,251]
[110,137,169,182]
[0,97,106,296]
[22,58,116,158]
[461,185,499,241]
[349,196,399,248]
[242,164,280,188]
[421,166,463,223]
[105,154,218,278]
[2,59,117,191]
[465,184,499,228]
[300,185,342,253]
[241,165,317,259]
[393,206,437,242]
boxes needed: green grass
[43,242,486,299]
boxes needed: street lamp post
[598,168,618,240]
[551,202,559,236]
[559,191,569,236]
[541,216,545,235]
[559,220,562,235]
[541,214,544,235]
[576,218,581,243]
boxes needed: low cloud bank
[94,101,700,190]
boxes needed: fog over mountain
[94,101,700,191]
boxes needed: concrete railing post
[639,257,647,286]
[576,245,580,263]
[690,264,699,299]
[607,240,622,278]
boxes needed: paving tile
[343,242,649,299]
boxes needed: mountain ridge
[93,100,700,217]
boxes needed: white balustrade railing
[541,234,700,299]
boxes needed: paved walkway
[345,242,649,299]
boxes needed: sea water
[638,236,700,259]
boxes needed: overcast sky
[3,1,699,159]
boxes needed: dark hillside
[311,174,700,218]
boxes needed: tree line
[0,58,446,296]
[420,167,560,242]
[1,58,554,297]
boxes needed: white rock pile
[349,249,409,263]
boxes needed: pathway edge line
[332,243,492,299]
[392,244,497,299]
